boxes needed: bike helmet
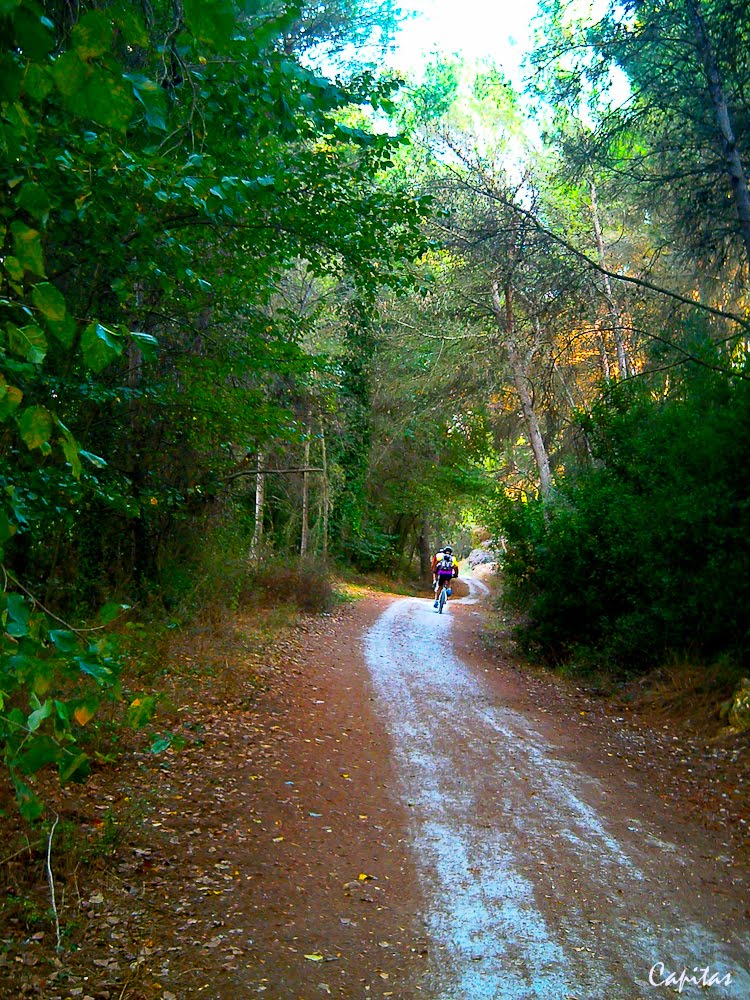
[443,545,453,554]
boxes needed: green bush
[489,363,750,673]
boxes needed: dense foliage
[492,350,750,671]
[0,0,424,819]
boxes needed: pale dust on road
[363,574,750,999]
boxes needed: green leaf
[0,375,23,420]
[7,322,47,364]
[49,630,79,653]
[17,405,54,450]
[32,282,66,323]
[125,73,168,131]
[10,222,45,276]
[130,329,159,360]
[60,433,81,477]
[56,418,81,478]
[0,0,22,17]
[59,751,90,784]
[50,51,88,99]
[54,699,70,722]
[0,510,17,544]
[3,256,25,282]
[79,64,135,129]
[0,54,22,103]
[27,698,53,732]
[11,4,54,60]
[81,321,123,372]
[99,601,128,624]
[15,735,60,775]
[149,734,173,754]
[5,593,30,635]
[22,62,53,101]
[126,695,156,729]
[12,774,44,821]
[80,449,107,469]
[183,0,237,47]
[75,657,113,685]
[71,10,112,59]
[16,182,51,225]
[113,3,148,47]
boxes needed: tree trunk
[250,452,265,563]
[492,281,553,497]
[596,328,611,383]
[687,0,750,273]
[589,180,630,379]
[300,431,311,557]
[320,422,329,561]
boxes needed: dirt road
[362,576,749,998]
[5,575,748,999]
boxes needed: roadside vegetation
[1,0,749,956]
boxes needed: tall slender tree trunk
[687,0,750,272]
[491,281,553,497]
[300,432,311,557]
[596,328,611,383]
[320,422,329,561]
[589,181,630,378]
[250,452,265,563]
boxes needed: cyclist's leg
[433,577,442,607]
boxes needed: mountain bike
[435,578,453,614]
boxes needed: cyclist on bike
[432,545,458,608]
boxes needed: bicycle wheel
[438,586,447,614]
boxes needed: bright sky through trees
[387,0,542,84]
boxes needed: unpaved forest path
[7,574,748,1000]
[362,577,750,998]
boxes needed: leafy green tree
[0,0,426,819]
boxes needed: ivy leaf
[17,405,54,450]
[7,322,47,364]
[81,321,123,372]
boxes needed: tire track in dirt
[363,578,750,999]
